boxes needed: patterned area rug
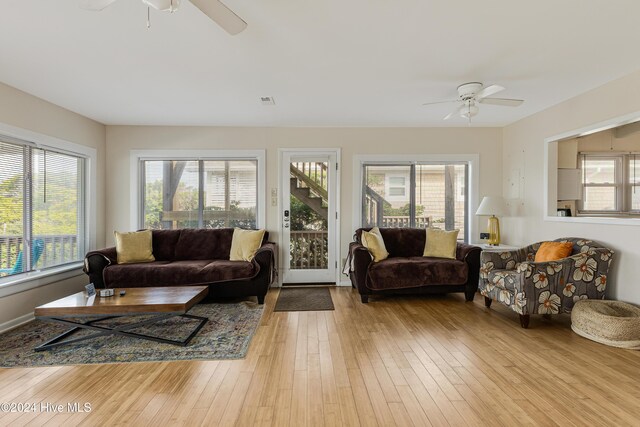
[0,301,264,368]
[274,287,335,311]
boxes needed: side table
[474,243,520,252]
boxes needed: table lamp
[476,196,506,246]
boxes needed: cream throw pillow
[361,227,389,262]
[114,230,155,264]
[230,228,265,261]
[423,228,459,259]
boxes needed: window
[362,162,469,239]
[578,153,640,215]
[629,155,640,212]
[0,139,85,278]
[141,159,258,229]
[385,175,408,199]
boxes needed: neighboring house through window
[361,160,470,240]
[136,151,264,230]
[385,174,409,201]
[578,153,639,215]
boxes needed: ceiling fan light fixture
[460,104,479,119]
[142,0,181,12]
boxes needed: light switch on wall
[271,188,277,206]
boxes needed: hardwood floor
[1,287,640,426]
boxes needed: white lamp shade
[476,196,506,216]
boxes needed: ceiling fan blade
[443,105,464,120]
[190,0,247,35]
[422,99,458,106]
[475,84,504,100]
[479,97,524,107]
[79,0,119,11]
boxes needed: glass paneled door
[281,151,338,284]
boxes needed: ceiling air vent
[260,96,276,106]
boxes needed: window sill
[0,263,85,298]
[544,215,640,226]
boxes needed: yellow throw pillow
[361,227,389,262]
[535,241,573,262]
[423,228,459,259]
[114,230,155,264]
[230,228,265,261]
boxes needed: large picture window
[0,139,85,279]
[141,159,258,229]
[362,162,468,240]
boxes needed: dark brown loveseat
[84,228,276,304]
[347,228,481,303]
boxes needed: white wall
[503,70,640,304]
[105,126,503,281]
[0,82,106,328]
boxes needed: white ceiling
[2,0,640,126]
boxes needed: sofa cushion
[114,230,155,264]
[423,228,459,259]
[230,228,266,261]
[174,228,235,260]
[103,259,258,288]
[535,241,573,262]
[366,256,468,290]
[361,227,389,262]
[151,229,182,261]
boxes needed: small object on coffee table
[120,290,126,296]
[33,286,209,351]
[85,283,95,296]
[99,288,114,297]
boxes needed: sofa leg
[360,294,369,304]
[257,295,265,305]
[484,297,492,308]
[519,314,530,329]
[465,290,475,302]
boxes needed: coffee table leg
[34,316,121,352]
[112,314,209,346]
[35,313,209,351]
[180,314,209,346]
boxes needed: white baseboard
[0,312,34,333]
[338,279,351,286]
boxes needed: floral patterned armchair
[479,238,614,328]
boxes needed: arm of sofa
[83,247,117,289]
[348,242,373,302]
[254,242,277,284]
[456,242,481,262]
[456,243,481,301]
[249,242,277,304]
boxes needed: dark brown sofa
[84,228,276,304]
[347,228,481,303]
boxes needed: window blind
[0,138,85,279]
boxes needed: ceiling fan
[422,82,524,122]
[79,0,247,35]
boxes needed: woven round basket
[571,300,640,350]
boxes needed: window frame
[384,173,410,201]
[626,153,640,214]
[578,152,640,216]
[354,154,478,243]
[0,123,96,294]
[130,150,266,230]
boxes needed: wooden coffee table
[34,286,209,351]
